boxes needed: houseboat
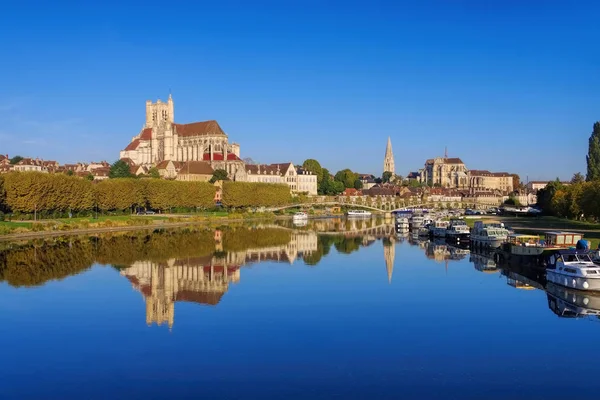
[410,214,426,230]
[545,249,600,291]
[346,210,372,217]
[445,219,470,243]
[470,220,509,249]
[494,232,587,267]
[429,220,450,238]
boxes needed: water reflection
[3,219,600,326]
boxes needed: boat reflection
[546,283,600,318]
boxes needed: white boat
[471,220,509,247]
[545,249,600,291]
[445,219,470,243]
[411,215,426,229]
[292,211,308,220]
[429,220,449,238]
[396,217,410,231]
[346,210,372,217]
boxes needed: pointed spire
[383,137,395,176]
[444,146,448,159]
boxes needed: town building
[358,174,377,189]
[176,161,214,182]
[468,170,514,192]
[245,163,318,195]
[526,181,550,192]
[13,158,46,173]
[120,95,247,180]
[383,137,395,176]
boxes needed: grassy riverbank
[0,211,279,238]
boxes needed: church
[120,95,247,180]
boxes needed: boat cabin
[545,249,596,271]
[507,234,541,246]
[544,232,583,247]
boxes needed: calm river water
[1,218,599,399]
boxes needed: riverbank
[0,213,293,241]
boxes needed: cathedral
[120,95,247,180]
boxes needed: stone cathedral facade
[120,95,247,180]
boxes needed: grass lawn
[498,215,600,231]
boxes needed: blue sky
[1,0,599,181]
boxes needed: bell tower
[145,94,174,128]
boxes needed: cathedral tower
[383,137,395,176]
[145,94,174,128]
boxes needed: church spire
[383,137,395,176]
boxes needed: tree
[109,160,133,179]
[510,174,524,191]
[353,179,363,190]
[587,122,600,181]
[334,169,358,189]
[571,172,585,184]
[85,174,94,181]
[209,169,229,184]
[148,167,161,179]
[302,159,323,183]
[382,171,393,183]
[66,169,74,176]
[9,156,23,165]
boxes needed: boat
[292,211,308,221]
[494,232,587,267]
[470,220,509,249]
[346,210,372,217]
[445,219,470,243]
[395,216,410,231]
[429,220,449,238]
[545,249,600,291]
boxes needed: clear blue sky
[1,0,599,181]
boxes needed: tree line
[537,122,600,220]
[0,172,216,215]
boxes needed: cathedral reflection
[116,227,400,328]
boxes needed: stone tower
[383,136,395,175]
[145,94,174,128]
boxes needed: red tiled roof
[139,128,152,140]
[201,152,242,161]
[178,161,214,176]
[124,139,140,151]
[120,158,135,166]
[174,120,226,137]
[175,290,225,306]
[445,157,464,164]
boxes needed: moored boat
[429,220,449,238]
[346,210,372,217]
[292,211,308,221]
[445,219,470,243]
[545,249,600,291]
[470,220,509,249]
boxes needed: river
[1,217,599,399]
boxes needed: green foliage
[221,227,291,251]
[3,172,94,213]
[353,179,363,190]
[538,180,600,220]
[9,156,23,165]
[504,196,522,206]
[0,175,5,212]
[334,169,359,188]
[571,172,585,184]
[66,169,74,176]
[85,173,94,181]
[0,172,215,215]
[148,167,161,179]
[382,171,393,183]
[319,168,345,195]
[302,159,323,183]
[587,122,600,181]
[109,159,133,179]
[221,182,291,208]
[209,169,229,184]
